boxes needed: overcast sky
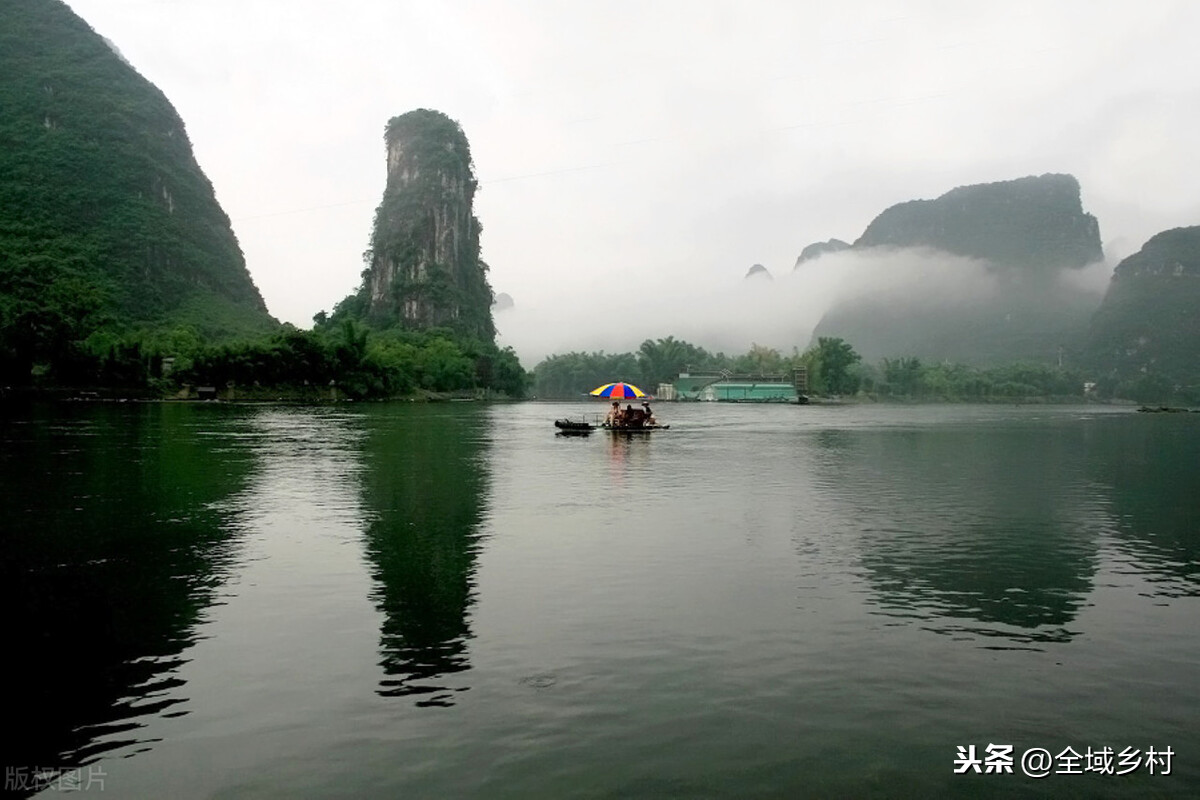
[64,0,1200,362]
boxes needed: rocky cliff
[362,109,494,341]
[805,174,1107,364]
[1086,226,1200,384]
[0,0,274,352]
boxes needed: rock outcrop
[1086,226,1200,383]
[363,109,494,341]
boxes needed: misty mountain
[1086,226,1200,385]
[745,264,772,280]
[0,0,275,376]
[802,174,1106,365]
[853,174,1102,270]
[793,239,850,268]
[330,109,495,342]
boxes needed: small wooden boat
[554,418,596,434]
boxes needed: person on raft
[624,404,642,427]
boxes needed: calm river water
[2,401,1197,798]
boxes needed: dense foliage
[0,0,276,379]
[179,322,525,399]
[532,336,854,398]
[8,320,526,399]
[533,334,1197,403]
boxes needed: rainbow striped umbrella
[589,381,647,399]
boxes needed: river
[2,401,1197,798]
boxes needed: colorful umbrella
[589,382,647,399]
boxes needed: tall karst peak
[365,109,495,341]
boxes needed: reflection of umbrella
[589,382,647,399]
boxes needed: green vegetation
[533,334,1197,404]
[43,321,526,399]
[811,337,861,395]
[186,324,502,398]
[0,0,276,384]
[0,8,522,400]
[533,336,851,398]
[1086,226,1200,394]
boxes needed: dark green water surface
[2,402,1197,798]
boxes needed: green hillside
[0,0,276,382]
[1086,226,1200,393]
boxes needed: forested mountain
[1086,226,1200,388]
[852,173,1102,270]
[0,0,275,381]
[803,174,1106,365]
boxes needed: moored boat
[554,418,596,434]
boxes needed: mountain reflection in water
[0,404,254,781]
[810,423,1101,647]
[359,405,490,705]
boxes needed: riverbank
[0,383,513,404]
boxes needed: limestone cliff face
[1086,226,1200,382]
[365,110,494,340]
